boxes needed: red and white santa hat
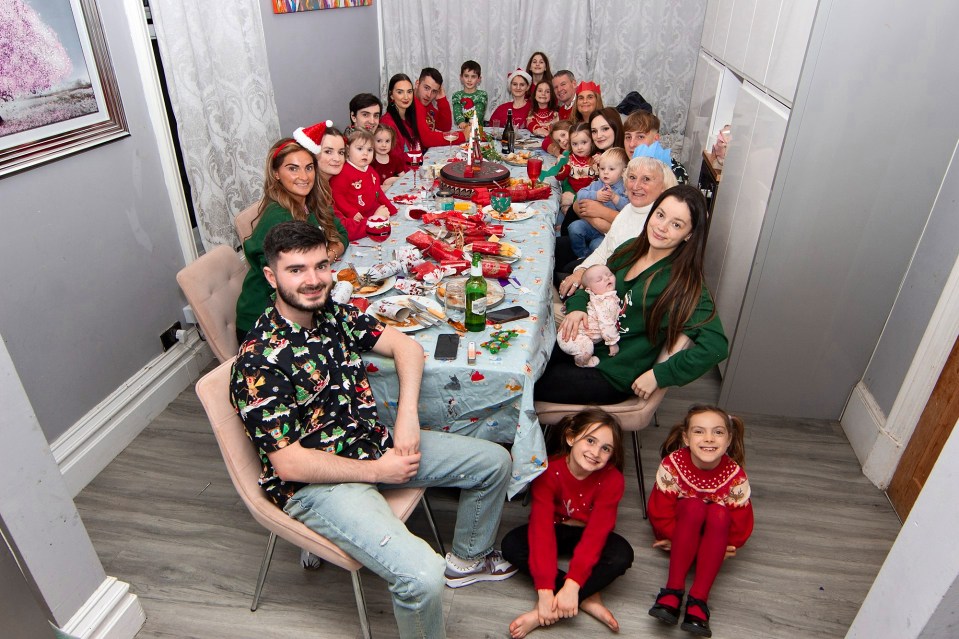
[507,68,532,86]
[293,120,333,154]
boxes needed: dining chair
[233,200,261,245]
[195,359,445,639]
[176,245,248,363]
[534,335,692,518]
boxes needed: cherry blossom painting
[0,0,127,177]
[273,0,373,14]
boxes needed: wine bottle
[501,109,515,154]
[464,253,488,332]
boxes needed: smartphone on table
[486,306,530,324]
[434,333,460,360]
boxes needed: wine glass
[443,129,459,161]
[408,142,423,187]
[491,189,512,220]
[526,156,543,187]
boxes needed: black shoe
[648,587,684,625]
[681,596,712,637]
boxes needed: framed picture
[273,0,373,14]
[0,0,128,178]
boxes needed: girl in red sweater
[330,129,397,240]
[648,405,753,638]
[502,408,633,638]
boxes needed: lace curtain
[379,0,706,153]
[151,0,281,250]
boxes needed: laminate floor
[74,369,901,638]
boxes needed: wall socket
[160,321,183,352]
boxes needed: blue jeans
[568,219,605,258]
[282,430,511,639]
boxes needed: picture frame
[0,0,128,178]
[273,0,373,15]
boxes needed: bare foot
[509,610,542,639]
[580,593,619,632]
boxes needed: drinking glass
[491,189,512,217]
[443,129,459,161]
[443,279,465,323]
[408,142,423,187]
[526,156,543,186]
[366,217,392,243]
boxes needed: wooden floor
[74,369,901,639]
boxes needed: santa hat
[293,120,333,154]
[576,81,602,95]
[507,68,532,86]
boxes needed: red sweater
[489,101,532,129]
[329,162,397,240]
[373,154,406,184]
[416,96,463,149]
[540,101,575,153]
[648,447,754,548]
[528,455,624,590]
[564,153,596,193]
[379,111,418,171]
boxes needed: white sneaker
[444,550,517,588]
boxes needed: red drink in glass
[526,156,543,186]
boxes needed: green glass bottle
[464,253,488,332]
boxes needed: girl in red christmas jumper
[371,124,405,189]
[648,404,753,638]
[552,123,596,234]
[330,129,397,241]
[501,408,633,638]
[526,80,558,136]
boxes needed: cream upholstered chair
[176,245,248,363]
[196,359,444,639]
[535,335,692,518]
[233,200,261,245]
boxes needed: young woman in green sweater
[535,185,727,404]
[235,133,349,340]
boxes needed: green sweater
[566,246,728,392]
[235,201,349,333]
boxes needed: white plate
[483,203,537,222]
[463,242,522,264]
[367,295,442,333]
[350,268,396,298]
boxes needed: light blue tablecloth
[345,148,558,497]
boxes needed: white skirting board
[61,577,145,639]
[840,382,893,488]
[51,328,214,497]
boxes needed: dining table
[342,143,559,498]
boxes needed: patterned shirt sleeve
[337,304,386,353]
[231,356,303,453]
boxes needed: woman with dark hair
[588,108,625,155]
[536,185,727,405]
[235,131,349,341]
[525,51,553,99]
[379,73,421,170]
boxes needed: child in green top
[452,60,489,131]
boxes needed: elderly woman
[554,155,677,289]
[489,68,533,128]
[538,184,727,405]
[572,81,603,123]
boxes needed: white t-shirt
[578,203,653,270]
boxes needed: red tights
[661,499,731,619]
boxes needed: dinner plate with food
[436,278,506,310]
[463,241,522,264]
[367,295,443,333]
[503,151,533,166]
[335,266,396,298]
[482,203,537,222]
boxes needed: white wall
[719,0,959,419]
[258,4,380,136]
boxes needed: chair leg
[632,430,648,520]
[351,569,373,639]
[420,493,447,556]
[251,531,278,611]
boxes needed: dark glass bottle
[501,109,515,154]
